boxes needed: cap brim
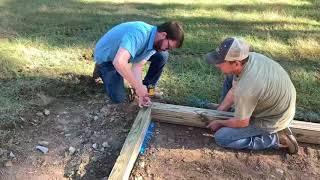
[205,52,224,65]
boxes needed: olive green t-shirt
[234,52,296,133]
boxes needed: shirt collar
[147,26,157,50]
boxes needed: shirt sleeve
[234,91,259,120]
[119,31,145,59]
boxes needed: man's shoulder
[249,52,278,66]
[121,21,154,31]
[249,52,270,61]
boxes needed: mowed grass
[0,0,319,124]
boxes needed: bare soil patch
[1,94,319,180]
[131,123,320,180]
[0,95,138,179]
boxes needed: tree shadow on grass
[1,0,319,49]
[0,0,318,75]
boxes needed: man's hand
[135,85,152,107]
[135,85,148,98]
[138,96,152,107]
[206,121,223,132]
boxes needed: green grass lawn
[0,0,319,123]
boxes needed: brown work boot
[92,64,103,85]
[127,87,136,103]
[278,127,299,154]
[147,86,163,99]
[92,64,99,79]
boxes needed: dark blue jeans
[143,51,169,87]
[97,51,169,103]
[220,74,233,103]
[217,74,279,150]
[215,125,278,150]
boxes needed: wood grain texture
[151,102,320,144]
[109,107,151,180]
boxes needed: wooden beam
[109,107,152,180]
[289,121,320,144]
[151,102,320,145]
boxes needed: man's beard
[154,39,165,52]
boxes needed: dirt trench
[131,123,320,180]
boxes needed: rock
[182,157,193,163]
[168,158,174,164]
[69,147,76,155]
[145,165,151,175]
[84,129,93,138]
[44,109,50,116]
[121,128,129,133]
[36,145,49,154]
[100,147,105,152]
[0,148,6,156]
[92,143,98,150]
[139,161,145,168]
[38,141,49,146]
[36,112,44,117]
[93,116,99,121]
[276,168,284,174]
[100,106,110,116]
[285,153,291,160]
[91,156,97,162]
[4,160,13,167]
[110,117,115,122]
[102,142,110,148]
[9,152,15,158]
[168,138,175,143]
[20,117,26,122]
[135,176,143,180]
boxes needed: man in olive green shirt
[205,37,299,154]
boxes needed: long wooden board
[109,107,152,180]
[151,102,320,145]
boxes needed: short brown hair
[157,21,184,48]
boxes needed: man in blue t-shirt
[93,21,184,107]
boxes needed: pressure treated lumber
[151,102,320,145]
[109,107,152,180]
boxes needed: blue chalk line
[140,121,155,154]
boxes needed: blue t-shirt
[94,21,157,64]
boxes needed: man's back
[94,21,156,64]
[235,52,296,132]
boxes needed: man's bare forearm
[217,117,249,128]
[217,87,234,111]
[131,60,146,84]
[113,48,142,89]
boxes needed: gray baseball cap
[206,37,250,64]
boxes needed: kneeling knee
[109,93,126,103]
[156,51,169,63]
[214,128,232,147]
